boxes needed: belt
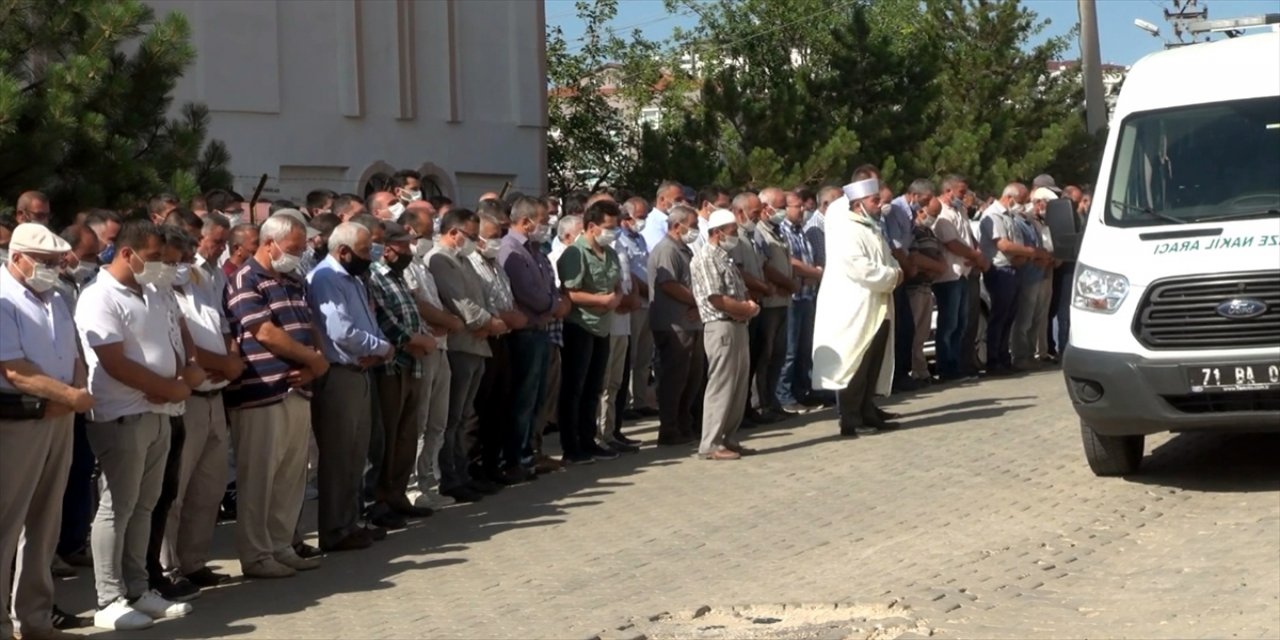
[191,388,223,399]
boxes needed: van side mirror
[1045,199,1082,262]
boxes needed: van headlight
[1073,264,1129,313]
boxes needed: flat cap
[10,223,71,254]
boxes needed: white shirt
[76,269,184,422]
[0,267,78,392]
[404,257,448,351]
[550,240,569,287]
[640,208,669,251]
[174,266,231,392]
[931,204,977,282]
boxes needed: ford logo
[1216,298,1268,319]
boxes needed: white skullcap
[9,223,71,254]
[843,178,880,201]
[707,208,737,230]
[1031,187,1060,202]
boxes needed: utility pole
[1077,0,1108,134]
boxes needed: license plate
[1187,363,1280,393]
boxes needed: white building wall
[146,0,548,204]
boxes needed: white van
[1062,30,1280,476]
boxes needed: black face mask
[313,245,327,261]
[389,252,413,273]
[341,249,372,277]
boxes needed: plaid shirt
[368,261,428,378]
[778,218,816,300]
[691,241,748,323]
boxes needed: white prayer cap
[9,223,71,255]
[842,178,880,201]
[1031,187,1059,202]
[707,208,737,230]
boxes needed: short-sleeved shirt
[647,236,699,332]
[0,267,78,393]
[754,221,793,308]
[404,257,448,350]
[225,257,317,409]
[1014,214,1045,284]
[557,235,621,338]
[174,267,232,392]
[691,242,748,324]
[930,205,977,283]
[905,224,944,291]
[75,269,183,422]
[978,201,1018,269]
[617,229,649,309]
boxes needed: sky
[546,0,1280,66]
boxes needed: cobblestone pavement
[57,368,1280,639]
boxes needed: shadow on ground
[1129,431,1280,494]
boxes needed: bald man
[368,192,403,221]
[15,191,52,226]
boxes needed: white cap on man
[707,208,737,231]
[843,178,879,201]
[10,223,71,254]
[1031,187,1060,202]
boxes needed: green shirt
[557,234,622,338]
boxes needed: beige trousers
[596,334,629,444]
[699,321,750,455]
[162,394,228,576]
[229,393,310,566]
[907,287,935,380]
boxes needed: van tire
[1081,423,1143,476]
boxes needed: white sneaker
[131,589,193,619]
[411,490,456,509]
[242,558,296,579]
[94,598,155,630]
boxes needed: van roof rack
[1185,13,1280,38]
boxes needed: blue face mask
[909,202,921,214]
[370,243,385,262]
[98,243,116,264]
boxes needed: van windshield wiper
[1109,199,1186,225]
[1187,208,1280,223]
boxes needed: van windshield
[1106,95,1280,227]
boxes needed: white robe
[811,196,900,394]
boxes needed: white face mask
[479,239,500,260]
[720,234,740,251]
[681,227,700,245]
[413,237,434,257]
[69,261,97,285]
[20,255,58,293]
[457,237,476,258]
[172,264,192,287]
[631,218,647,233]
[595,228,618,246]
[270,244,302,274]
[400,189,422,203]
[130,254,168,286]
[531,224,552,244]
[880,203,892,218]
[388,202,406,220]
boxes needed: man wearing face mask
[298,213,340,276]
[641,180,686,251]
[931,175,987,381]
[163,215,241,589]
[1,224,93,640]
[775,190,824,412]
[305,221,394,550]
[224,215,327,579]
[885,180,934,393]
[556,200,625,464]
[367,223,441,522]
[812,179,902,437]
[618,197,657,420]
[428,209,508,502]
[1013,188,1058,370]
[75,220,203,629]
[390,170,424,205]
[369,191,405,223]
[753,187,798,420]
[467,211,532,481]
[499,197,564,479]
[54,224,101,309]
[691,209,760,460]
[727,191,776,427]
[646,205,704,445]
[85,209,122,266]
[397,202,466,509]
[978,183,1036,376]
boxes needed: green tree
[0,0,231,222]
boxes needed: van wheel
[1080,423,1143,476]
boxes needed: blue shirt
[0,266,78,392]
[1014,216,1044,284]
[886,196,915,252]
[778,218,816,301]
[617,228,649,307]
[306,254,390,366]
[803,212,826,267]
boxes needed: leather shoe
[321,530,373,552]
[362,525,388,541]
[725,442,759,456]
[369,511,407,530]
[184,567,230,588]
[393,504,435,519]
[467,479,502,495]
[607,441,640,454]
[292,542,323,559]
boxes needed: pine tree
[0,0,231,223]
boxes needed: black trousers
[474,335,513,472]
[836,321,891,429]
[146,416,185,583]
[57,413,96,556]
[558,322,610,458]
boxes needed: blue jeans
[776,298,816,406]
[984,267,1019,369]
[931,279,969,377]
[1054,263,1074,354]
[508,330,550,466]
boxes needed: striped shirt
[778,218,816,301]
[224,257,316,409]
[368,261,427,378]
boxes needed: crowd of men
[0,166,1092,637]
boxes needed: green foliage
[0,0,231,223]
[551,0,1104,197]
